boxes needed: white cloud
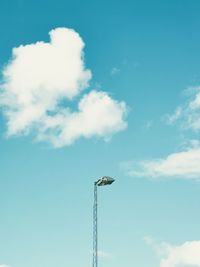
[160,241,200,267]
[122,87,200,180]
[122,146,200,179]
[0,27,127,147]
[0,265,9,267]
[145,237,200,267]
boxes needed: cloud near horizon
[145,237,200,267]
[160,241,200,267]
[0,27,127,147]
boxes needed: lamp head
[95,176,115,186]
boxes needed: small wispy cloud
[98,250,112,259]
[110,67,120,76]
[143,120,153,130]
[0,27,127,147]
[165,86,200,131]
[90,250,112,259]
[144,236,169,258]
[165,106,182,125]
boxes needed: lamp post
[93,176,115,267]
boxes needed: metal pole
[93,183,98,267]
[92,177,114,267]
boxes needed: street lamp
[93,176,115,267]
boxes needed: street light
[93,176,115,267]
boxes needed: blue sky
[1,1,200,267]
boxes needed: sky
[1,1,200,267]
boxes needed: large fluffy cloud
[0,28,127,147]
[37,90,127,147]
